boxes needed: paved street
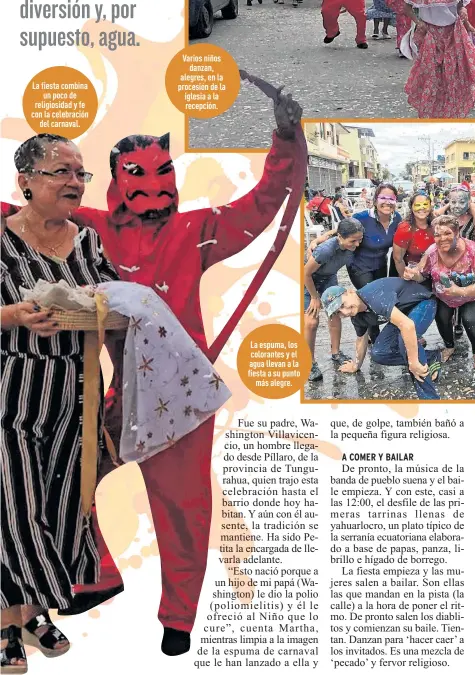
[303,268,475,401]
[189,1,474,149]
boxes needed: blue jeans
[304,274,338,311]
[371,299,439,400]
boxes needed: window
[463,152,469,160]
[326,124,335,145]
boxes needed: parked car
[345,178,375,200]
[394,180,414,193]
[189,0,239,39]
[394,180,415,202]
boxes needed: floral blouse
[421,238,475,308]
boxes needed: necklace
[21,216,70,258]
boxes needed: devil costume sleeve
[192,131,298,270]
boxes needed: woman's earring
[23,188,32,201]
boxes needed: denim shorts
[303,274,338,312]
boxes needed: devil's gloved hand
[274,87,303,140]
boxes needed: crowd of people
[304,181,475,400]
[245,0,475,118]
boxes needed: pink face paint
[377,197,397,205]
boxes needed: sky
[345,123,475,178]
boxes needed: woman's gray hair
[14,134,71,173]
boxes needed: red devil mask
[108,133,178,225]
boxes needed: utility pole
[418,135,433,175]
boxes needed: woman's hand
[408,359,429,383]
[403,266,419,281]
[13,302,61,337]
[274,88,303,140]
[434,202,450,216]
[339,360,359,374]
[305,297,321,318]
[443,282,463,298]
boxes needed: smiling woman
[0,133,120,673]
[392,191,435,281]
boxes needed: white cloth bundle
[20,279,96,311]
[400,25,418,61]
[98,281,231,464]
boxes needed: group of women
[304,182,475,390]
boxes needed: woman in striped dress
[1,135,119,673]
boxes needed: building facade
[411,159,446,183]
[357,128,381,181]
[305,122,350,195]
[339,126,362,183]
[445,139,475,182]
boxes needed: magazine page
[0,2,473,675]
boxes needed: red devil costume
[2,75,307,656]
[321,0,368,46]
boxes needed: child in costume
[404,0,475,117]
[321,0,369,48]
[366,0,396,39]
[386,0,412,53]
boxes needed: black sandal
[22,612,69,658]
[1,625,27,674]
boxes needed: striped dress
[1,225,119,610]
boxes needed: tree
[403,162,416,180]
[382,167,392,181]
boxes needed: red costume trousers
[140,416,215,631]
[321,0,367,44]
[82,416,215,632]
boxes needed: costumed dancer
[22,77,306,656]
[403,0,475,118]
[386,0,412,54]
[366,0,396,39]
[467,0,475,41]
[321,0,369,48]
